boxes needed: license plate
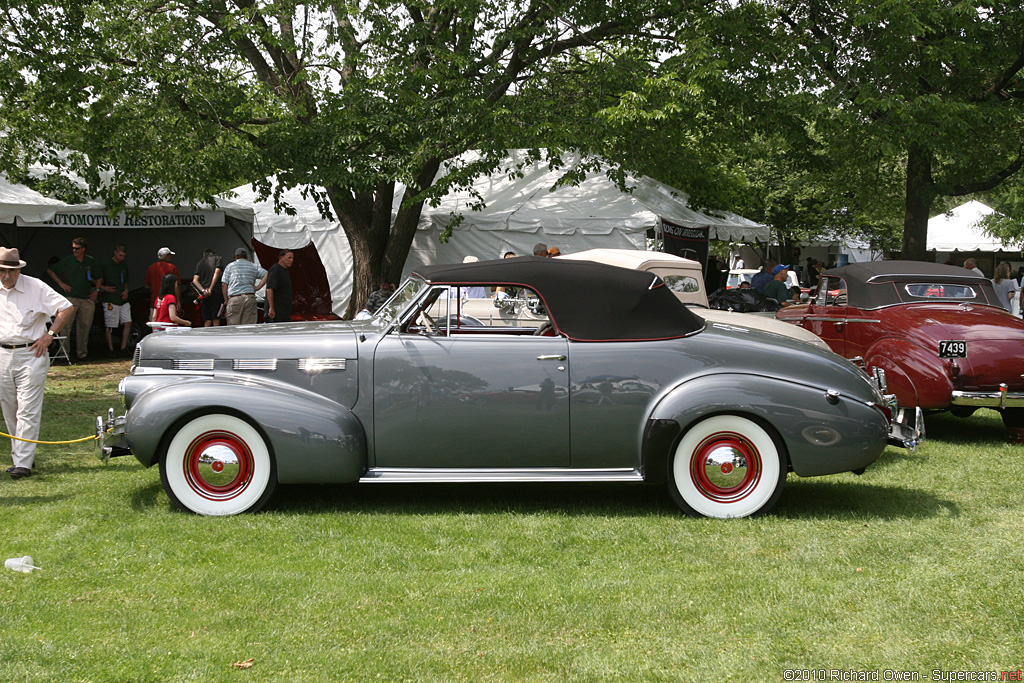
[938,340,967,358]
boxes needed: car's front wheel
[668,415,786,519]
[160,414,277,516]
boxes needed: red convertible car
[777,261,1024,441]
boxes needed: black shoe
[9,467,32,479]
[5,466,14,474]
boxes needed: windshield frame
[373,276,430,328]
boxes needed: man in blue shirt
[221,248,268,325]
[749,259,776,293]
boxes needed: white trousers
[0,347,50,469]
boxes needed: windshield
[374,277,429,326]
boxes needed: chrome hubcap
[184,432,254,500]
[690,432,761,502]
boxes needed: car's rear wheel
[160,414,277,516]
[668,415,786,519]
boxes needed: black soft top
[822,260,999,309]
[410,256,704,341]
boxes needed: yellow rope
[0,431,101,445]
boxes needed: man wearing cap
[46,236,97,361]
[145,247,180,321]
[749,259,776,293]
[763,264,793,307]
[221,248,267,325]
[0,247,74,479]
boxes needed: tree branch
[948,146,1024,195]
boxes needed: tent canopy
[0,175,254,289]
[0,174,67,224]
[927,201,1010,252]
[235,151,767,315]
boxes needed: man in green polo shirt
[46,236,98,361]
[96,244,131,356]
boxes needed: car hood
[135,319,374,362]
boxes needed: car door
[372,287,571,468]
[800,275,849,357]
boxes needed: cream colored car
[557,249,829,350]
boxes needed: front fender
[124,376,366,484]
[646,373,887,478]
[863,338,953,409]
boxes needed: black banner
[661,219,710,268]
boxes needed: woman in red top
[154,273,191,327]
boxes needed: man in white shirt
[0,247,74,479]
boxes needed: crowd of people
[17,238,300,364]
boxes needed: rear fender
[646,374,888,478]
[125,379,366,484]
[863,338,952,409]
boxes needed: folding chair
[48,322,73,364]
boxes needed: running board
[359,467,644,484]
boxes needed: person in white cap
[0,247,74,479]
[144,247,179,321]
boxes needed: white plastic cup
[4,556,39,573]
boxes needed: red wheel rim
[182,431,255,501]
[689,431,762,503]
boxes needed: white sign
[17,209,225,228]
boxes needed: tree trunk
[326,158,442,318]
[902,144,936,262]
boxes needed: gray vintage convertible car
[99,257,899,518]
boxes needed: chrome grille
[298,358,347,373]
[172,359,215,371]
[233,359,278,371]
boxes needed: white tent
[406,150,767,271]
[0,174,68,224]
[927,200,1010,252]
[236,152,767,316]
[1,174,254,286]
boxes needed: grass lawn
[1,358,1022,682]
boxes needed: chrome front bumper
[951,383,1024,409]
[96,408,131,463]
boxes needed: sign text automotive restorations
[17,209,226,228]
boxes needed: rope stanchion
[1,430,105,445]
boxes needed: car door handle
[537,355,566,361]
[833,322,844,330]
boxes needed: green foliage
[0,1,700,312]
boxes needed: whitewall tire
[160,414,277,516]
[668,415,786,519]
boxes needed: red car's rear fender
[864,338,953,409]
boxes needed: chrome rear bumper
[873,368,924,450]
[951,383,1024,409]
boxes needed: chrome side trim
[801,316,881,324]
[234,359,278,371]
[131,366,214,376]
[359,467,644,484]
[298,358,347,373]
[173,359,215,371]
[951,386,1024,408]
